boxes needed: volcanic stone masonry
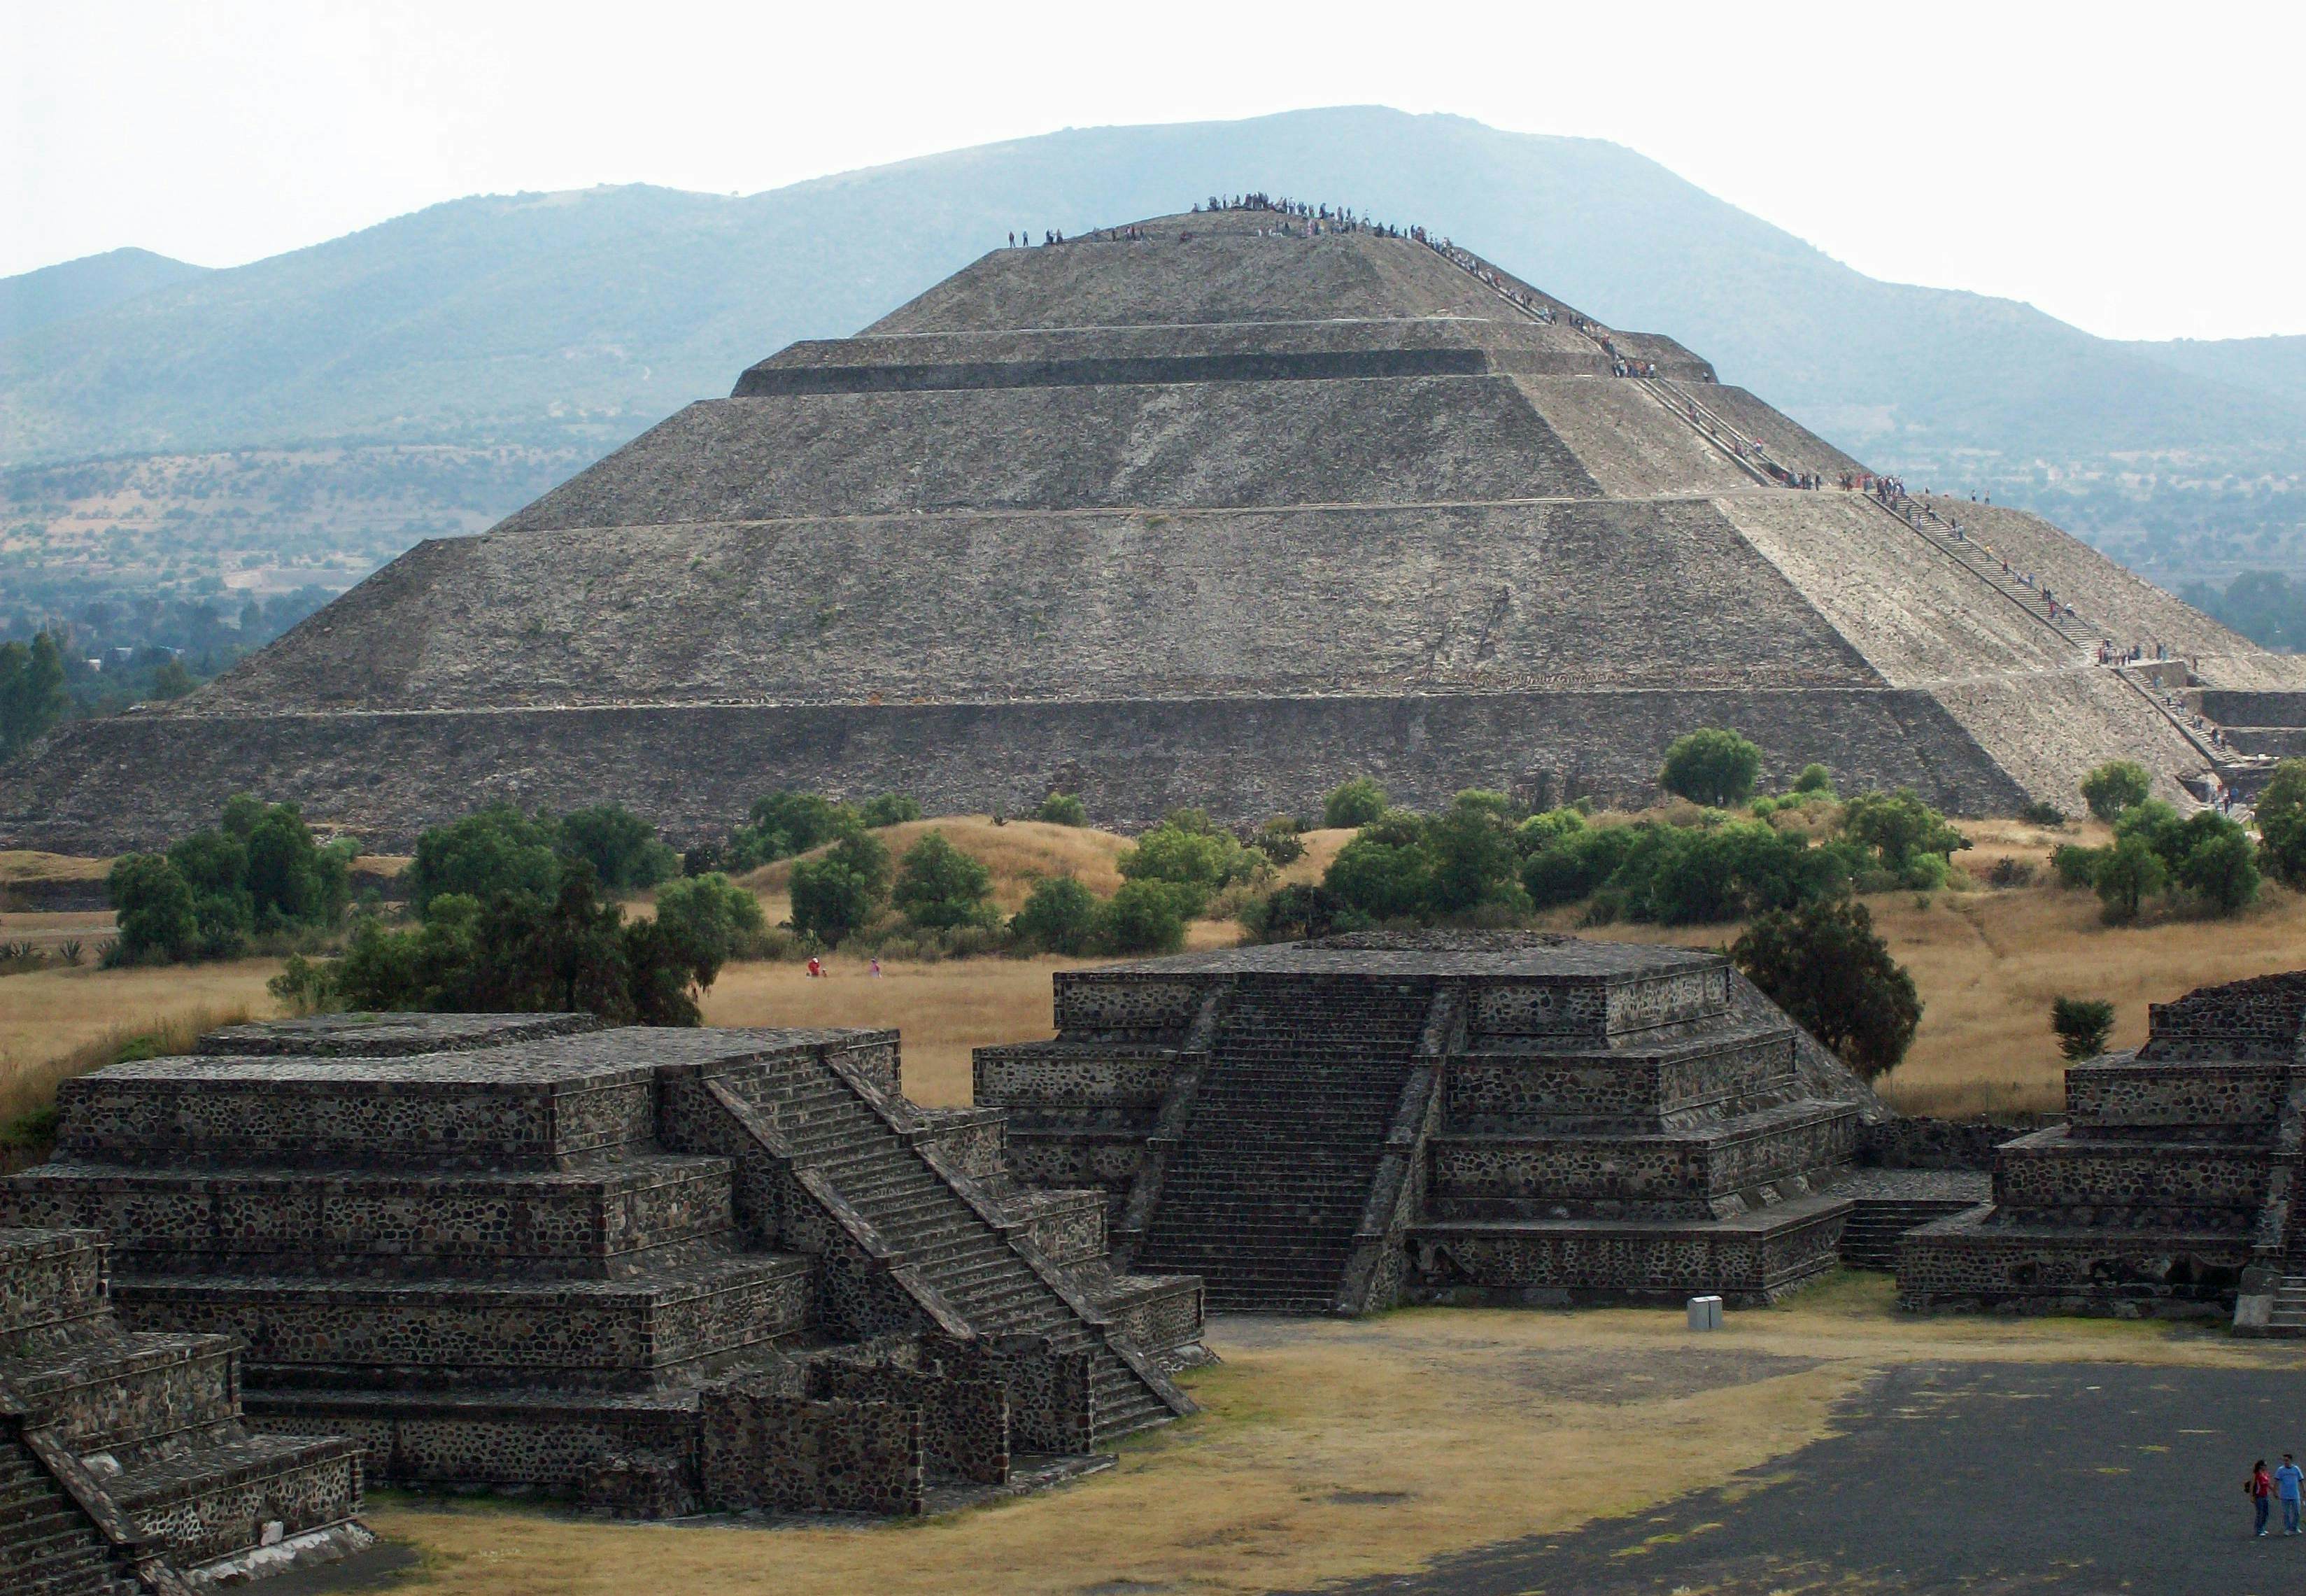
[0,1013,1205,1534]
[1901,971,2306,1326]
[7,204,2299,852]
[974,931,1889,1312]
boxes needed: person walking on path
[2277,1454,2303,1534]
[2249,1459,2273,1537]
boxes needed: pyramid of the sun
[3,206,2291,850]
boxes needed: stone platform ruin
[975,932,1881,1313]
[1901,972,2306,1323]
[0,1015,1203,1522]
[0,1224,369,1592]
[7,204,2296,853]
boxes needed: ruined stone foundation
[1901,972,2306,1322]
[976,933,1877,1312]
[0,1015,1203,1518]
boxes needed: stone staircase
[703,1051,1186,1445]
[0,1421,134,1596]
[1839,1199,1987,1270]
[1135,979,1438,1313]
[0,1227,362,1588]
[1885,493,2111,653]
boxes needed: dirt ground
[341,1277,2303,1596]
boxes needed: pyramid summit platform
[6,202,2293,850]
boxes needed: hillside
[0,247,210,342]
[3,106,2303,633]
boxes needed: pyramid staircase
[1133,979,1438,1313]
[0,1227,365,1590]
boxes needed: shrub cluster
[721,791,919,871]
[405,801,678,916]
[108,796,357,963]
[2050,769,2259,922]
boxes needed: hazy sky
[6,1,2298,341]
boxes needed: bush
[1792,763,1836,797]
[1659,728,1763,809]
[2051,996,2116,1061]
[2177,824,2261,915]
[728,792,860,870]
[408,805,560,915]
[1731,899,1921,1080]
[2018,800,2069,827]
[786,831,891,947]
[1241,882,1354,943]
[2093,834,2167,923]
[1839,789,1969,887]
[1324,834,1434,921]
[892,831,996,931]
[1011,876,1101,954]
[1515,807,1585,854]
[1099,880,1192,954]
[2079,760,2152,821]
[1322,777,1389,829]
[1423,798,1529,916]
[108,854,197,963]
[1118,812,1252,914]
[2051,843,2106,889]
[858,794,922,828]
[1034,791,1089,827]
[653,873,767,967]
[1251,817,1306,866]
[2257,761,2306,887]
[558,803,679,891]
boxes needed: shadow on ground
[1308,1360,2303,1595]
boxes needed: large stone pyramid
[4,205,2294,850]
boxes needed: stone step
[1,1332,239,1460]
[109,1430,365,1572]
[53,1054,660,1169]
[5,1154,739,1282]
[116,1252,813,1393]
[0,1229,111,1351]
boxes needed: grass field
[358,1277,2303,1596]
[9,814,2306,1120]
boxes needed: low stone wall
[698,1385,924,1516]
[1857,1116,2058,1171]
[1898,1209,2247,1317]
[815,1363,1008,1487]
[926,1336,1092,1460]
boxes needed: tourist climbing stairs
[1135,979,1436,1313]
[708,1056,1185,1445]
[0,1422,133,1596]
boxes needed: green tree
[409,805,562,915]
[558,803,677,891]
[728,792,859,869]
[243,802,349,932]
[2177,824,2261,916]
[1011,876,1101,954]
[892,831,996,931]
[1659,728,1763,809]
[1839,789,1969,887]
[2050,996,2116,1062]
[1251,817,1306,866]
[107,854,197,963]
[787,830,891,947]
[1118,815,1244,914]
[2258,761,2306,887]
[2093,833,2167,923]
[1424,798,1530,915]
[858,794,923,828]
[2079,760,2153,821]
[1098,880,1191,954]
[1730,898,1921,1080]
[1034,791,1088,827]
[653,873,765,968]
[1792,763,1836,797]
[1322,777,1390,829]
[0,632,69,758]
[1324,832,1433,920]
[1243,882,1352,943]
[1515,807,1586,854]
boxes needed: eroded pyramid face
[0,209,2277,849]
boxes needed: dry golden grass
[0,910,115,952]
[361,1276,2302,1596]
[738,818,1131,915]
[0,850,110,883]
[701,954,1103,1107]
[0,960,278,1128]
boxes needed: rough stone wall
[812,1363,1008,1487]
[1511,378,1755,497]
[1688,387,1870,479]
[1927,668,2206,810]
[696,1385,924,1516]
